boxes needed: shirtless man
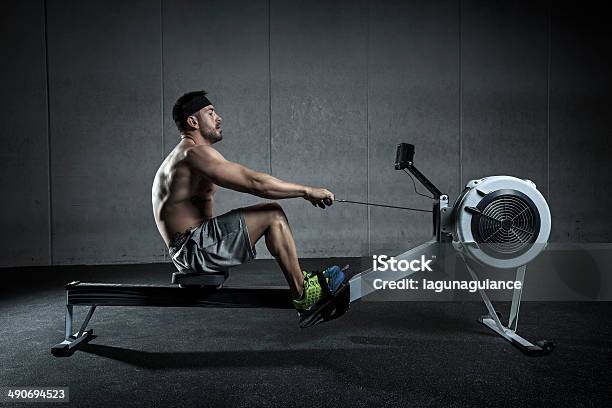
[152,90,346,324]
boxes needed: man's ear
[186,115,199,129]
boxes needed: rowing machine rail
[51,282,293,356]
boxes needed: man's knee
[242,202,288,228]
[265,202,288,225]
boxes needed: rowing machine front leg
[464,260,555,357]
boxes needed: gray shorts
[168,209,256,274]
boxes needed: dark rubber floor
[1,261,610,407]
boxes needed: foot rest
[172,271,228,288]
[299,281,351,328]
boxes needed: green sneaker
[293,265,348,318]
[292,266,350,328]
[292,270,325,312]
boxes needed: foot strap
[314,270,333,297]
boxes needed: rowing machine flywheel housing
[450,176,551,269]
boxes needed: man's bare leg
[241,203,304,298]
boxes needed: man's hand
[305,187,334,209]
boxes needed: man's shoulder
[183,144,225,166]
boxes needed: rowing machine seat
[171,271,228,288]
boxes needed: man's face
[194,105,223,143]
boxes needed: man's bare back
[152,140,218,248]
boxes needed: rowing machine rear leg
[467,261,555,357]
[51,304,97,357]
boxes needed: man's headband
[178,94,213,121]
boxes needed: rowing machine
[51,143,553,357]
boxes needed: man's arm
[184,145,333,204]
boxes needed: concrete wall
[1,0,610,267]
[46,0,163,264]
[1,1,49,266]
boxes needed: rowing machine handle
[323,198,333,206]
